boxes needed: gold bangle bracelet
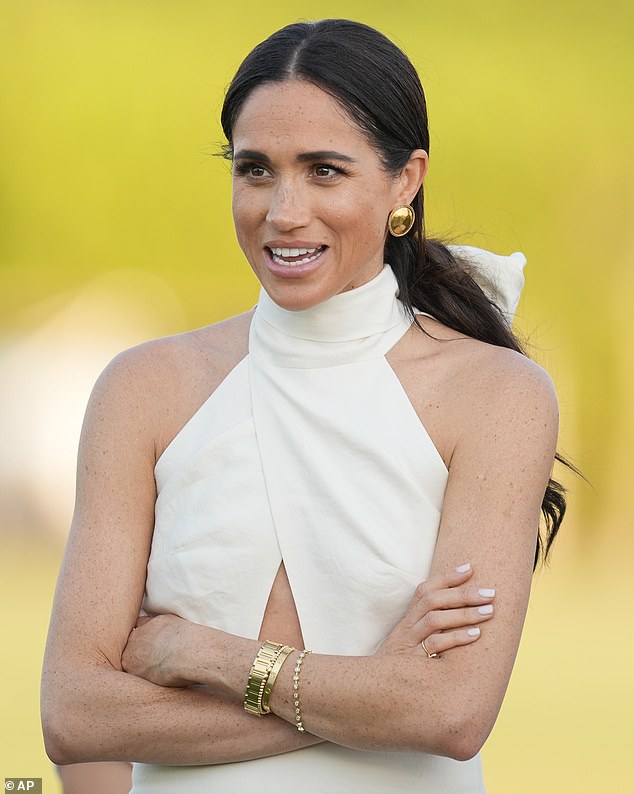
[244,640,286,716]
[261,645,294,714]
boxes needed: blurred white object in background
[0,268,186,540]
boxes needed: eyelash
[232,162,269,178]
[232,162,348,180]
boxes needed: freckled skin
[230,80,427,311]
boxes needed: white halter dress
[131,248,526,793]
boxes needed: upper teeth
[270,247,320,257]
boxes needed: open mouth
[267,245,326,266]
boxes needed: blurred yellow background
[1,1,632,791]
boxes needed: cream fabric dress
[131,249,526,793]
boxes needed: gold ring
[421,639,438,659]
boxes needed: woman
[42,19,565,793]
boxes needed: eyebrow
[297,150,357,164]
[232,149,357,164]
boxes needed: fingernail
[478,604,493,615]
[467,627,480,637]
[456,563,471,573]
[479,588,495,598]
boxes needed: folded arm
[120,348,558,761]
[42,344,480,766]
[41,346,322,765]
[42,342,557,764]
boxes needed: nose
[265,178,311,231]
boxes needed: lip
[263,244,329,279]
[264,239,327,250]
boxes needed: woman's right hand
[376,563,495,658]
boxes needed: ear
[396,149,428,204]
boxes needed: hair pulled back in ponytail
[221,18,571,566]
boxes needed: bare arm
[43,337,554,764]
[120,351,558,761]
[41,346,320,765]
[43,341,489,766]
[272,355,558,757]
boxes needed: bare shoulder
[99,311,251,387]
[442,335,558,470]
[389,317,558,465]
[85,311,253,461]
[461,337,557,410]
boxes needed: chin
[261,281,333,312]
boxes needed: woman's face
[230,80,426,310]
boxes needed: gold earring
[387,205,415,237]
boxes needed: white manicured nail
[478,604,493,615]
[456,563,471,573]
[467,627,480,637]
[479,588,495,598]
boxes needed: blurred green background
[1,1,632,791]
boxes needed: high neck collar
[255,266,407,342]
[249,265,413,368]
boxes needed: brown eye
[314,165,337,177]
[233,161,270,179]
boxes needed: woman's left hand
[375,563,495,658]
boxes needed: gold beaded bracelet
[244,640,288,716]
[292,649,312,732]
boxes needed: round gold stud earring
[387,205,415,237]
